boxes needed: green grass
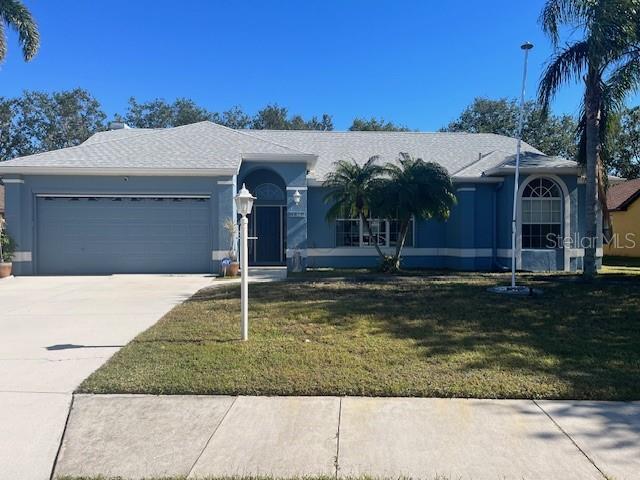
[79,271,640,400]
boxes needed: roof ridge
[215,123,313,154]
[451,150,497,176]
[245,129,494,135]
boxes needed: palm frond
[538,41,589,114]
[0,0,40,61]
[539,0,589,47]
[606,55,640,110]
[0,21,6,62]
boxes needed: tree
[251,104,333,130]
[1,89,106,161]
[252,104,290,130]
[442,97,578,159]
[323,157,387,259]
[349,117,410,132]
[0,0,39,63]
[215,106,252,129]
[123,97,214,128]
[607,106,640,179]
[373,154,456,271]
[538,0,640,279]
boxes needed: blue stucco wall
[306,173,588,272]
[3,164,592,275]
[4,174,234,275]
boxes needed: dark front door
[249,206,285,265]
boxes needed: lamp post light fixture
[293,189,302,205]
[234,183,256,341]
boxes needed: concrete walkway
[0,275,216,480]
[54,395,640,480]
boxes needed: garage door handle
[248,236,258,240]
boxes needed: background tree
[349,117,410,132]
[0,0,39,63]
[442,97,578,159]
[123,97,214,128]
[323,157,386,259]
[214,106,252,129]
[251,104,333,130]
[1,89,106,161]
[373,154,456,271]
[607,106,640,179]
[538,0,640,279]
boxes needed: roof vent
[108,121,131,130]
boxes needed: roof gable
[607,178,640,211]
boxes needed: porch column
[214,176,237,272]
[286,185,307,272]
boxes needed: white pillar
[240,215,249,341]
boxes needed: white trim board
[286,186,308,191]
[305,248,493,258]
[1,178,24,184]
[0,167,238,177]
[212,250,231,261]
[35,193,211,199]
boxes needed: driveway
[0,274,214,480]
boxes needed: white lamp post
[234,183,256,341]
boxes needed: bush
[0,228,16,262]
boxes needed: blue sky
[2,0,591,130]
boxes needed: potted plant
[222,218,240,277]
[0,218,16,279]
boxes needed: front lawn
[79,271,640,400]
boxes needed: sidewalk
[54,395,640,480]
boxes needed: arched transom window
[521,178,562,249]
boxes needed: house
[0,121,599,275]
[604,178,640,258]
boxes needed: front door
[249,206,286,265]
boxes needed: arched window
[254,182,285,204]
[521,178,562,249]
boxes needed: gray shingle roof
[0,121,577,179]
[0,122,307,173]
[454,150,578,177]
[244,130,555,180]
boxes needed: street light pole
[511,41,534,289]
[234,184,256,341]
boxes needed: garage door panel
[36,197,212,274]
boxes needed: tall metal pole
[240,215,249,341]
[511,42,534,288]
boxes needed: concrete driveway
[0,274,214,480]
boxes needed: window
[336,219,360,247]
[521,178,562,249]
[336,218,414,248]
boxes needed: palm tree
[0,0,40,63]
[323,157,387,259]
[374,153,457,271]
[538,0,640,279]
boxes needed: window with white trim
[336,218,414,247]
[521,178,562,249]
